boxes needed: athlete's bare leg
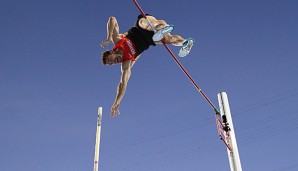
[156,34,185,46]
[138,16,167,31]
[138,16,185,46]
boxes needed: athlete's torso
[113,37,136,61]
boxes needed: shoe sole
[152,26,174,41]
[178,39,194,57]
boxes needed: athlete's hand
[111,103,120,117]
[100,39,111,48]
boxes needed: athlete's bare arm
[110,60,132,117]
[100,16,123,48]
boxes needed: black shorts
[125,14,156,56]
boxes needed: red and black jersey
[113,37,136,61]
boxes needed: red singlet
[113,37,136,61]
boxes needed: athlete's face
[106,50,123,65]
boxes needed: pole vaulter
[132,0,232,151]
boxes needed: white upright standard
[217,92,242,171]
[93,107,103,171]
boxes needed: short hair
[102,50,111,65]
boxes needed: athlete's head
[102,50,123,65]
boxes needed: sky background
[1,0,298,170]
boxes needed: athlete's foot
[178,38,195,57]
[152,24,174,42]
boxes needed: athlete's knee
[156,20,167,26]
[159,19,167,24]
[153,20,167,30]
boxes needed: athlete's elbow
[109,16,117,22]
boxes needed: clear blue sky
[1,0,298,170]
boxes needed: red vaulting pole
[132,0,220,114]
[131,1,233,151]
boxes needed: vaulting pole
[132,0,220,115]
[218,92,242,171]
[131,1,233,151]
[93,107,103,171]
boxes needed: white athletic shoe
[178,38,194,57]
[152,24,174,42]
